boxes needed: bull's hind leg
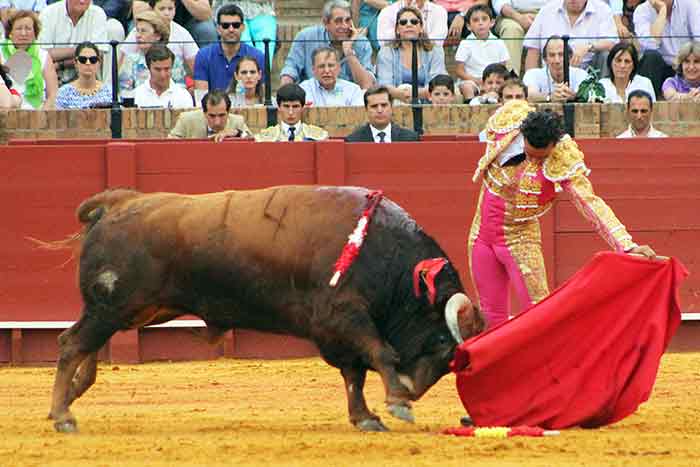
[49,313,117,433]
[340,365,387,432]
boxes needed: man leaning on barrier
[169,89,251,141]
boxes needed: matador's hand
[628,244,657,259]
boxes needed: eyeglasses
[398,18,421,26]
[219,21,242,30]
[77,55,99,64]
[331,16,352,25]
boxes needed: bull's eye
[436,333,449,346]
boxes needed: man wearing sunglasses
[280,0,375,90]
[193,4,264,95]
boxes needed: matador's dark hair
[520,110,565,148]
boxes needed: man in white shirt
[299,46,364,107]
[134,45,193,109]
[38,0,109,84]
[523,35,588,102]
[345,85,419,142]
[617,90,667,138]
[377,0,448,46]
[523,0,618,74]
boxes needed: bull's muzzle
[444,293,482,343]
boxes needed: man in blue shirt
[280,0,375,90]
[193,4,265,94]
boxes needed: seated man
[377,0,448,46]
[523,0,618,75]
[346,85,419,142]
[299,47,364,107]
[134,45,194,108]
[169,89,251,141]
[193,4,265,95]
[617,89,667,138]
[280,0,375,90]
[499,77,528,102]
[428,74,456,104]
[523,35,588,102]
[38,0,109,84]
[469,63,510,106]
[255,84,329,141]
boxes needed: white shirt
[38,2,108,51]
[121,21,199,62]
[280,121,301,140]
[455,33,510,79]
[377,1,448,47]
[370,123,392,143]
[617,125,667,138]
[523,66,588,96]
[491,0,548,15]
[299,78,364,107]
[134,80,193,108]
[599,75,656,103]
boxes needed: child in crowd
[454,4,510,102]
[469,63,509,105]
[428,74,456,104]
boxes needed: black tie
[377,131,386,143]
[288,126,296,141]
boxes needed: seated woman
[376,6,446,104]
[122,0,199,75]
[0,10,57,109]
[662,41,700,102]
[56,42,112,109]
[599,41,655,103]
[0,63,22,108]
[226,56,264,107]
[118,10,186,96]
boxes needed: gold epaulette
[543,135,590,182]
[302,124,329,141]
[254,126,281,142]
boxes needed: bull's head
[396,259,485,400]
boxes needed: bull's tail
[29,188,142,260]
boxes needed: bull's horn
[444,293,472,343]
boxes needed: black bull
[48,186,485,433]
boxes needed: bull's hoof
[356,419,389,432]
[54,420,78,433]
[387,404,415,423]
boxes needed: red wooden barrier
[1,137,697,363]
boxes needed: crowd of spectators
[0,0,697,139]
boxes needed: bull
[48,186,484,433]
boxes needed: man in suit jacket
[169,90,251,142]
[255,84,329,142]
[346,86,420,142]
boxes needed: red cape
[451,252,687,429]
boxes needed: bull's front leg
[363,341,416,424]
[340,365,387,432]
[66,351,98,406]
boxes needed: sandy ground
[1,353,699,467]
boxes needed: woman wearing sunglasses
[118,10,186,97]
[376,6,446,104]
[55,42,112,109]
[0,10,57,109]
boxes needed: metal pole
[109,40,122,139]
[561,35,575,136]
[263,38,276,127]
[410,39,423,136]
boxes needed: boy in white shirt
[469,63,510,105]
[454,4,510,102]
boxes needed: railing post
[561,35,575,137]
[263,38,276,127]
[410,39,423,136]
[109,40,122,139]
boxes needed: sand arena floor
[1,353,699,467]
